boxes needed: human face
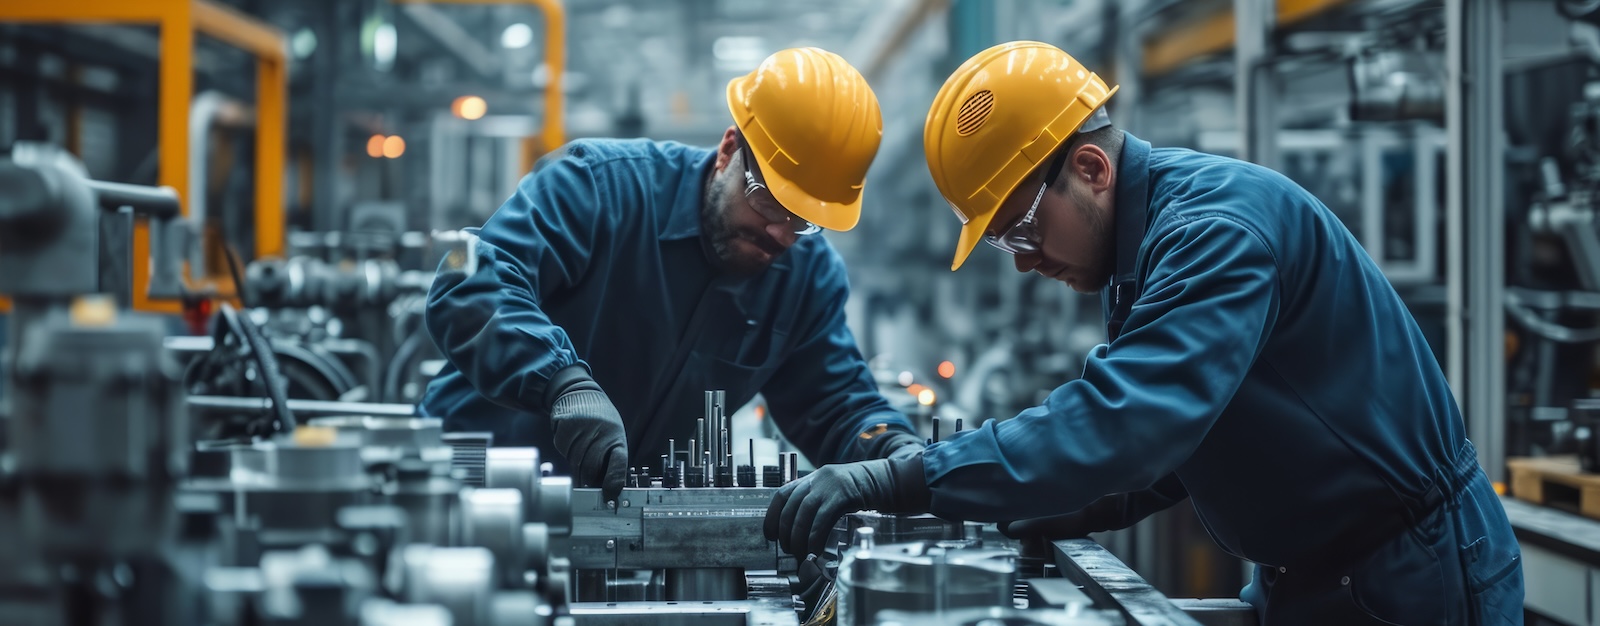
[985,147,1116,293]
[702,134,806,276]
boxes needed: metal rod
[689,438,698,468]
[748,439,755,468]
[932,416,940,443]
[787,453,799,482]
[668,439,676,468]
[186,395,416,417]
[955,418,963,433]
[85,179,181,218]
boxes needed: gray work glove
[764,454,931,558]
[545,364,629,504]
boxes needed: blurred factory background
[2,0,1600,624]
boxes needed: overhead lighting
[291,28,317,59]
[366,134,385,158]
[382,135,406,159]
[501,22,533,49]
[713,36,765,72]
[938,361,956,379]
[917,388,936,406]
[373,23,397,72]
[452,95,487,120]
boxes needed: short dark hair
[1033,124,1123,185]
[1065,124,1123,161]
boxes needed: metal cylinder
[486,447,542,520]
[460,488,526,589]
[400,545,496,626]
[664,567,746,601]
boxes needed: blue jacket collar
[659,148,718,241]
[1103,132,1153,339]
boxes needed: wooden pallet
[1508,456,1600,521]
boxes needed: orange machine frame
[0,0,287,314]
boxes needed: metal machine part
[308,415,446,450]
[399,545,499,626]
[0,152,207,626]
[568,486,786,572]
[836,539,1018,626]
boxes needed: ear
[714,126,740,172]
[1070,144,1115,196]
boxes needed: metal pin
[787,452,799,482]
[703,451,712,483]
[748,439,755,468]
[778,453,787,484]
[689,438,698,468]
[932,416,941,443]
[661,454,669,475]
[668,439,676,466]
[955,418,963,433]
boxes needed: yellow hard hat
[924,41,1118,270]
[727,47,883,232]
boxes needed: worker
[764,42,1523,625]
[418,48,921,506]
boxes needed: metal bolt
[606,539,616,551]
[621,500,630,508]
[1340,576,1350,586]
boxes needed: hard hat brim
[951,206,999,271]
[727,75,865,232]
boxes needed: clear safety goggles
[983,149,1068,255]
[739,138,821,236]
[978,107,1111,255]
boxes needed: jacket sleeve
[761,249,920,464]
[424,151,606,414]
[922,215,1280,521]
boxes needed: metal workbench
[1502,497,1600,625]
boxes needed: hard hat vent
[955,90,993,136]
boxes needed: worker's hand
[763,455,930,558]
[545,365,628,504]
[998,511,1101,542]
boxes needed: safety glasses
[739,138,821,236]
[983,150,1068,255]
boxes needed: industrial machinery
[0,150,1242,625]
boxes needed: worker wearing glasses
[420,48,922,505]
[766,42,1522,625]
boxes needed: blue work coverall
[923,133,1523,624]
[419,138,916,473]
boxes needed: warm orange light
[916,388,936,406]
[382,135,406,158]
[453,95,488,120]
[906,384,928,397]
[938,361,956,379]
[366,134,385,158]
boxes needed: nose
[764,222,799,248]
[1013,251,1042,274]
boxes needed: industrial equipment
[0,110,1237,626]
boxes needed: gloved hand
[545,364,628,504]
[998,510,1104,542]
[763,454,931,558]
[999,475,1189,542]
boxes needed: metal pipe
[86,180,181,218]
[187,395,417,418]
